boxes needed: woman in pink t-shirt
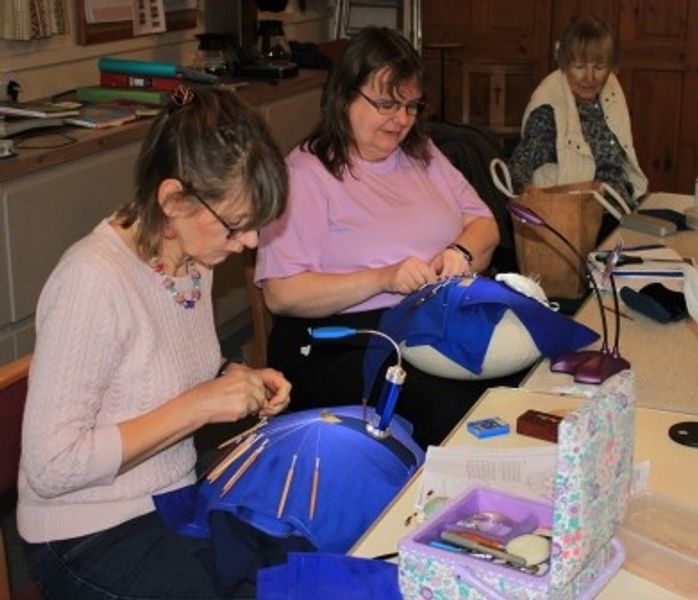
[256,27,502,448]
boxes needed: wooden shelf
[76,3,197,46]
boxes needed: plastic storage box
[399,372,636,600]
[616,491,698,598]
[399,487,625,600]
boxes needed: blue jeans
[24,511,255,600]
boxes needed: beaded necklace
[150,258,202,309]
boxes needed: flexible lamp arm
[506,199,631,384]
[308,326,402,369]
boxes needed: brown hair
[557,15,619,70]
[304,26,430,179]
[116,86,288,259]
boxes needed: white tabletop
[350,193,698,598]
[351,386,695,598]
[522,192,698,415]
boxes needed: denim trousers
[24,511,256,600]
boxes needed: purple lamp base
[551,348,630,384]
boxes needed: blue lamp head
[308,326,405,438]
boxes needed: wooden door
[422,0,551,127]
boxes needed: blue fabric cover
[363,276,599,397]
[257,553,402,600]
[154,405,424,554]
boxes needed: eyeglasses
[191,192,242,240]
[356,89,426,116]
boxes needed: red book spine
[99,72,181,91]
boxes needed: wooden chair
[241,249,272,368]
[0,355,43,600]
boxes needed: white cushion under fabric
[400,308,541,380]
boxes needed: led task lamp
[506,201,630,384]
[308,326,406,438]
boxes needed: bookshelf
[76,1,198,45]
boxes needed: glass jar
[256,19,290,61]
[193,33,230,75]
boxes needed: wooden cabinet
[423,0,698,194]
[264,87,323,154]
[0,143,138,361]
[0,77,323,363]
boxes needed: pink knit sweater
[17,220,221,542]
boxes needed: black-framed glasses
[191,192,242,240]
[356,89,426,116]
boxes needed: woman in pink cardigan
[17,87,291,599]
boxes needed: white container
[616,491,698,598]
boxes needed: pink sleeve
[22,260,124,498]
[255,155,330,284]
[428,141,494,219]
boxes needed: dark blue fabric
[257,553,402,600]
[620,283,688,323]
[363,277,600,398]
[637,208,689,230]
[154,406,424,554]
[24,511,255,599]
[206,512,314,597]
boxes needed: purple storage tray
[399,486,625,600]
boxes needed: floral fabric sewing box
[399,371,635,600]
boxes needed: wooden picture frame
[76,1,198,45]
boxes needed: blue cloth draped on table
[363,276,599,397]
[257,553,402,600]
[154,405,424,563]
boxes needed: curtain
[0,0,68,41]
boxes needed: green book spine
[98,57,179,78]
[75,86,168,105]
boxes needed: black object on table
[668,421,698,447]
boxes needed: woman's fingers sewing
[431,248,471,279]
[385,256,438,295]
[200,363,268,422]
[257,368,292,416]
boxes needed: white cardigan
[522,70,648,200]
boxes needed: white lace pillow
[400,275,549,380]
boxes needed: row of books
[79,57,219,105]
[0,58,217,131]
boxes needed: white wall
[0,0,333,102]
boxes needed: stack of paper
[415,445,557,509]
[0,101,81,118]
